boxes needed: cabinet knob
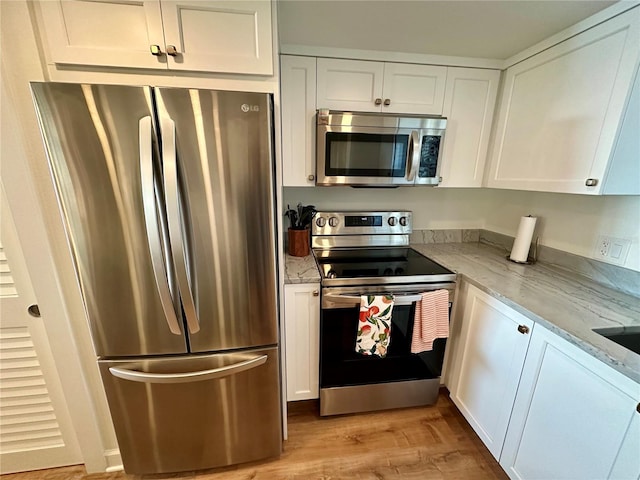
[312,290,319,297]
[585,178,598,187]
[27,304,41,318]
[374,98,382,106]
[307,174,315,181]
[383,98,391,106]
[150,44,163,56]
[166,45,179,56]
[517,324,530,334]
[636,403,640,414]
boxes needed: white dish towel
[355,294,394,358]
[411,289,450,353]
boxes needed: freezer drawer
[98,347,281,474]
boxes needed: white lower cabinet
[284,283,320,401]
[448,282,534,460]
[500,323,640,480]
[449,281,640,480]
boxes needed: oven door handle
[324,292,423,307]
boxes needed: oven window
[325,133,408,177]
[320,303,447,388]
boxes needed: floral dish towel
[355,294,395,358]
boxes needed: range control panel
[312,211,412,236]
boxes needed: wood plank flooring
[3,390,507,480]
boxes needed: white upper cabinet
[316,58,384,112]
[439,67,500,188]
[37,0,273,75]
[280,56,317,187]
[38,0,166,70]
[316,58,446,114]
[160,1,273,74]
[381,63,447,114]
[486,7,640,194]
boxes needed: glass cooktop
[313,247,456,286]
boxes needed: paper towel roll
[510,216,537,263]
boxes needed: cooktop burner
[314,247,456,286]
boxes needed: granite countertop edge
[283,244,640,384]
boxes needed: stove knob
[316,216,326,227]
[399,216,408,227]
[395,267,405,275]
[383,268,393,275]
[328,216,339,227]
[388,217,397,226]
[327,270,337,279]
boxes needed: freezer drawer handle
[108,354,268,384]
[162,116,201,334]
[139,116,182,335]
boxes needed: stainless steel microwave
[316,110,446,187]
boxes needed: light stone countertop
[412,243,640,384]
[283,253,321,284]
[283,243,640,383]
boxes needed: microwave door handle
[405,130,420,182]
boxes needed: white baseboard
[104,449,123,472]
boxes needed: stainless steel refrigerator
[31,83,281,475]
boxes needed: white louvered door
[0,187,82,474]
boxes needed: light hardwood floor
[3,390,507,480]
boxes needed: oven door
[320,283,455,390]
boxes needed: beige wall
[483,189,640,272]
[284,187,640,272]
[0,0,120,470]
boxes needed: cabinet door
[160,0,273,74]
[284,284,320,401]
[449,283,534,460]
[281,56,317,187]
[609,410,640,479]
[500,324,640,480]
[381,63,447,115]
[487,8,640,194]
[37,0,166,69]
[602,65,640,195]
[316,58,384,112]
[439,68,500,188]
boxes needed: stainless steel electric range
[312,211,457,416]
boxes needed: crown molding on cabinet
[279,44,504,70]
[501,0,640,69]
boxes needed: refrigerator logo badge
[241,104,260,113]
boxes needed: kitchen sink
[592,327,640,355]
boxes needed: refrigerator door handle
[161,117,200,334]
[139,116,181,335]
[108,354,268,384]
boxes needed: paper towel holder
[506,236,539,265]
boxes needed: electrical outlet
[598,236,610,257]
[594,235,631,266]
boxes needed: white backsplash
[283,186,640,273]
